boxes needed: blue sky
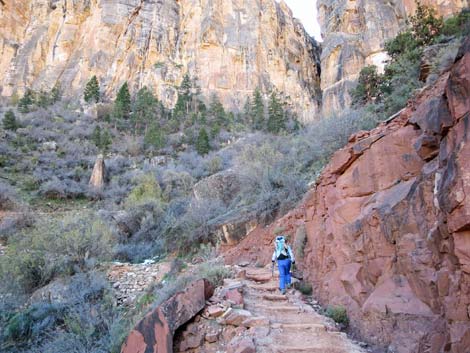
[283,0,322,41]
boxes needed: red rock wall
[224,38,470,353]
[304,39,470,353]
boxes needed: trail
[240,266,367,353]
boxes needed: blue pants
[277,259,292,290]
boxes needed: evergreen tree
[196,128,210,155]
[267,91,285,134]
[100,128,113,153]
[3,110,18,131]
[91,125,112,152]
[18,89,35,113]
[252,88,265,130]
[243,96,252,125]
[133,86,157,133]
[37,90,50,108]
[84,75,100,103]
[144,122,165,150]
[173,73,194,121]
[208,93,226,127]
[113,82,131,121]
[91,125,102,147]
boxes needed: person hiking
[272,235,295,294]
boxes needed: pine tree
[196,128,210,155]
[100,128,113,153]
[113,82,131,121]
[18,89,35,113]
[3,110,18,131]
[243,96,252,125]
[133,86,157,133]
[267,91,286,134]
[144,122,165,150]
[209,93,226,127]
[91,125,102,147]
[84,75,100,103]
[252,88,265,130]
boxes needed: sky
[283,0,322,41]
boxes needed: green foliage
[144,122,165,150]
[325,305,349,327]
[196,128,210,155]
[84,76,100,103]
[267,91,286,133]
[409,1,443,46]
[125,173,162,208]
[91,125,113,153]
[294,281,312,295]
[208,93,226,128]
[252,88,265,130]
[3,110,18,131]
[18,89,35,113]
[0,215,115,293]
[113,82,131,121]
[133,86,158,132]
[384,31,419,59]
[352,65,383,105]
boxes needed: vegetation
[325,305,349,327]
[3,110,19,131]
[113,82,131,121]
[294,281,313,295]
[84,76,100,103]
[352,3,469,117]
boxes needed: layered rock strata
[318,0,470,114]
[0,0,321,122]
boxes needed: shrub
[294,281,312,295]
[0,214,115,292]
[409,1,443,46]
[196,128,210,155]
[441,9,470,37]
[325,305,349,327]
[125,173,162,208]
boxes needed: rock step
[271,346,350,353]
[251,304,302,313]
[271,323,327,332]
[262,293,288,301]
[245,283,279,292]
[245,273,273,283]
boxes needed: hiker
[272,235,295,294]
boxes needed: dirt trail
[240,266,367,353]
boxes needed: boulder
[221,309,253,326]
[121,279,214,353]
[226,336,255,353]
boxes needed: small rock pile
[107,261,171,305]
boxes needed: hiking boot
[287,283,292,289]
[281,289,286,295]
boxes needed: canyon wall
[225,39,470,353]
[0,0,321,123]
[318,0,470,114]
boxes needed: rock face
[0,0,321,123]
[225,39,470,353]
[89,154,106,190]
[121,278,214,353]
[318,0,469,114]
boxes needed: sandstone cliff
[0,0,321,122]
[224,38,470,353]
[318,0,470,114]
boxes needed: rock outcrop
[0,0,321,123]
[318,0,469,114]
[121,278,214,353]
[89,154,106,190]
[225,38,470,353]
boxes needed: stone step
[271,323,327,332]
[245,272,273,283]
[272,345,350,353]
[252,304,302,313]
[245,283,279,292]
[262,293,288,301]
